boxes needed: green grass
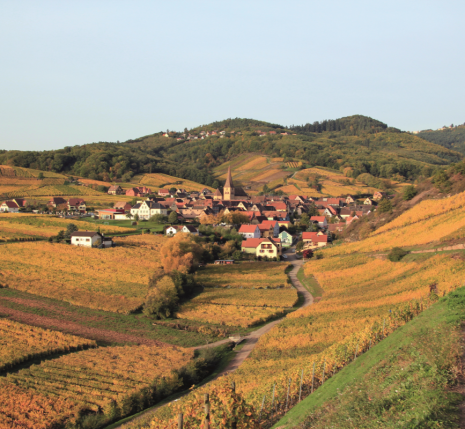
[273,287,465,428]
[296,267,324,298]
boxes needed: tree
[160,232,204,274]
[64,223,78,239]
[296,240,304,252]
[38,172,44,180]
[169,187,177,194]
[221,212,250,225]
[388,247,408,262]
[143,275,179,318]
[150,214,168,223]
[199,212,222,225]
[168,211,178,224]
[402,185,417,201]
[56,230,65,242]
[378,198,392,214]
[134,213,140,222]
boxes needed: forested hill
[0,115,461,187]
[417,125,465,155]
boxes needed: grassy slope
[274,288,465,428]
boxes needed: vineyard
[190,287,298,308]
[0,214,134,239]
[0,319,96,372]
[142,247,465,427]
[0,344,192,428]
[2,184,105,198]
[0,241,163,313]
[195,263,290,289]
[286,161,302,168]
[326,190,465,256]
[139,173,212,192]
[176,303,287,328]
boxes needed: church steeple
[225,166,233,188]
[223,166,235,201]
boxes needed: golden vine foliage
[1,345,193,428]
[160,233,203,274]
[0,241,163,313]
[0,319,96,372]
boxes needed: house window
[260,250,264,253]
[268,250,273,253]
[86,239,90,242]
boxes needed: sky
[0,0,464,151]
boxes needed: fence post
[231,381,237,429]
[271,383,276,420]
[286,377,291,410]
[299,369,304,402]
[354,342,359,360]
[259,394,266,423]
[369,338,372,349]
[178,413,183,429]
[311,362,315,393]
[204,394,210,429]
[322,359,326,384]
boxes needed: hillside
[0,115,462,192]
[418,124,465,155]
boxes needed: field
[145,247,463,427]
[326,190,465,256]
[195,262,290,289]
[0,318,96,372]
[138,173,212,192]
[0,213,134,240]
[0,344,193,428]
[0,237,166,313]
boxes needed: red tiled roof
[239,225,259,233]
[302,232,328,243]
[3,201,19,208]
[241,237,281,248]
[310,216,326,221]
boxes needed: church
[213,166,248,201]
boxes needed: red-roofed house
[238,224,261,239]
[12,198,27,208]
[373,191,386,200]
[108,185,124,195]
[68,198,86,212]
[310,216,328,228]
[346,215,359,225]
[259,220,280,238]
[302,232,328,249]
[126,186,152,197]
[241,237,282,258]
[0,201,19,212]
[48,197,67,207]
[158,189,170,197]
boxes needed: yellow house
[241,237,282,258]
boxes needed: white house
[0,201,19,213]
[131,201,169,220]
[238,224,261,239]
[70,232,105,248]
[310,216,328,228]
[165,225,199,236]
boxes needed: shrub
[402,185,417,201]
[143,276,179,318]
[388,247,409,262]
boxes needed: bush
[143,276,179,318]
[378,198,393,214]
[388,247,409,262]
[315,252,324,260]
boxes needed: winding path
[112,252,313,428]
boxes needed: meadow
[0,238,166,313]
[0,344,192,429]
[0,318,96,372]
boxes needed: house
[165,225,199,236]
[323,206,338,217]
[302,232,328,249]
[131,201,169,220]
[373,191,386,200]
[241,237,282,258]
[158,189,170,197]
[277,220,291,229]
[364,198,374,205]
[97,208,126,220]
[262,211,290,221]
[346,195,355,204]
[12,198,27,208]
[126,186,152,197]
[279,230,293,247]
[346,215,359,225]
[327,223,345,233]
[238,224,261,239]
[310,216,328,228]
[70,231,110,248]
[114,201,132,211]
[258,220,280,238]
[68,198,86,212]
[108,185,124,195]
[48,197,67,207]
[0,201,19,212]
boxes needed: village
[0,166,386,258]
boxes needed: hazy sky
[1,0,464,151]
